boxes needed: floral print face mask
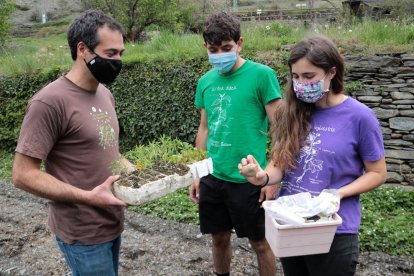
[293,74,330,103]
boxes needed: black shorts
[280,234,359,276]
[198,174,265,240]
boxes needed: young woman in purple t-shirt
[239,35,387,276]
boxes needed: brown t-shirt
[16,76,124,244]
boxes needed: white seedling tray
[113,171,194,205]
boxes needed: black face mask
[85,52,122,85]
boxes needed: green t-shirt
[195,60,282,182]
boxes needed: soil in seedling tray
[115,162,189,188]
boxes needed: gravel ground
[0,181,413,276]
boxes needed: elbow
[374,169,387,189]
[12,164,27,190]
[380,170,388,186]
[12,169,24,190]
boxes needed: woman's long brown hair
[270,35,344,171]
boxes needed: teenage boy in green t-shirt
[189,12,282,276]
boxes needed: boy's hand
[189,178,200,204]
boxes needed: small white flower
[266,25,270,30]
[348,29,353,32]
[384,25,388,28]
[337,26,342,30]
[324,24,329,28]
[132,44,135,47]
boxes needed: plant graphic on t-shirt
[90,106,116,149]
[295,131,323,183]
[211,93,231,135]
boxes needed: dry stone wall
[345,53,414,187]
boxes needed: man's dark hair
[203,12,241,46]
[67,10,125,60]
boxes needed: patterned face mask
[293,74,330,103]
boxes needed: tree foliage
[0,0,15,46]
[78,0,236,41]
[80,0,182,41]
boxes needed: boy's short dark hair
[67,10,125,60]
[203,12,241,46]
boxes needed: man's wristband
[260,172,270,187]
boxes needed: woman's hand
[238,155,268,186]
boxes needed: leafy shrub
[0,54,285,153]
[0,69,62,152]
[0,0,15,46]
[111,57,210,150]
[124,135,206,168]
[129,187,199,223]
[360,188,414,256]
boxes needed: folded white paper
[187,158,213,179]
[264,189,340,225]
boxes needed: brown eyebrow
[292,72,317,76]
[105,48,125,53]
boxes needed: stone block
[396,105,413,109]
[402,134,414,141]
[403,174,414,184]
[387,163,411,173]
[373,107,399,119]
[391,92,414,100]
[385,149,414,159]
[384,139,413,146]
[400,110,414,116]
[386,172,404,182]
[358,96,382,102]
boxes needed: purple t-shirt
[278,97,384,234]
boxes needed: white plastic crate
[263,200,342,258]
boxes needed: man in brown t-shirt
[12,10,135,275]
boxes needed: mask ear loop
[321,70,332,106]
[82,43,98,66]
[323,68,334,93]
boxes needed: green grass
[242,21,305,53]
[1,18,413,76]
[0,150,13,183]
[122,31,204,63]
[0,33,72,75]
[319,18,414,54]
[129,187,199,223]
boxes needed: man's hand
[87,175,127,207]
[189,178,200,204]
